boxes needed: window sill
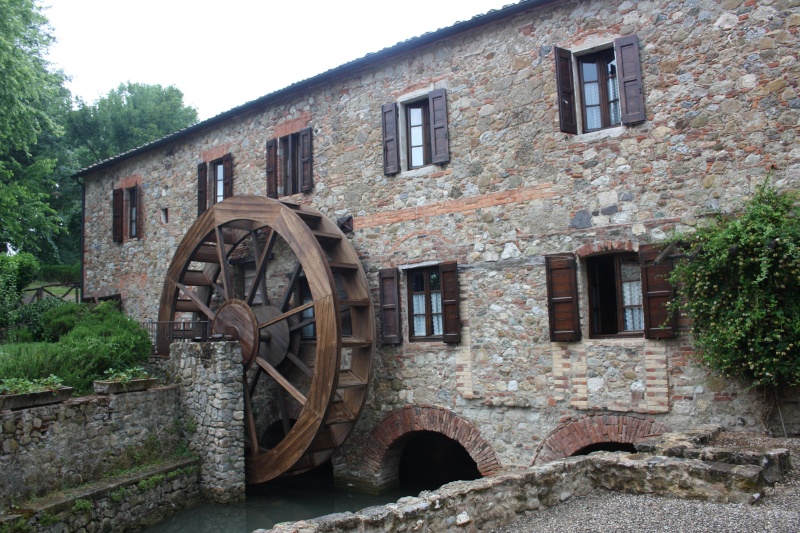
[573,125,626,143]
[396,165,440,179]
[409,336,444,343]
[588,332,643,340]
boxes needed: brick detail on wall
[354,184,555,230]
[645,343,670,413]
[274,112,312,138]
[361,405,501,489]
[532,413,669,465]
[201,144,233,163]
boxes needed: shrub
[670,182,800,388]
[41,301,85,341]
[17,297,68,341]
[38,263,80,283]
[0,375,63,395]
[0,253,40,333]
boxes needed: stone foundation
[167,341,246,504]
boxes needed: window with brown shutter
[265,129,314,197]
[222,153,233,199]
[379,268,401,344]
[545,255,581,342]
[112,188,123,243]
[407,262,460,343]
[208,154,234,205]
[640,246,677,339]
[127,185,139,239]
[382,103,400,175]
[266,139,278,198]
[382,89,450,175]
[197,163,207,215]
[555,35,644,134]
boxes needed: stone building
[76,0,800,491]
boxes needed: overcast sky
[44,0,514,120]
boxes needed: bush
[0,253,40,332]
[17,298,68,341]
[39,263,80,284]
[670,182,800,388]
[0,301,151,394]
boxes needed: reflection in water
[145,468,415,533]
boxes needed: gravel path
[492,434,800,533]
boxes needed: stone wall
[167,341,246,503]
[81,0,800,488]
[0,387,182,507]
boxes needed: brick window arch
[533,414,668,465]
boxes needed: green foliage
[109,487,129,503]
[37,512,57,527]
[71,499,91,513]
[101,366,149,386]
[670,182,800,388]
[0,252,40,333]
[0,301,151,393]
[16,297,67,341]
[0,375,62,395]
[38,263,80,283]
[137,474,165,492]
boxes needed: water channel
[145,469,417,532]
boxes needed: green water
[145,474,417,532]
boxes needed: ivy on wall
[670,182,800,388]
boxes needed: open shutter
[614,35,645,125]
[266,139,278,198]
[222,154,233,199]
[382,103,400,175]
[135,184,143,239]
[428,89,450,165]
[545,255,581,341]
[197,163,207,215]
[440,261,461,343]
[640,246,676,339]
[379,268,401,345]
[112,188,123,243]
[554,47,578,134]
[299,127,313,192]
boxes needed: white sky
[44,0,514,120]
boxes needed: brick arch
[575,240,639,258]
[361,405,501,489]
[532,414,669,465]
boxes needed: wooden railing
[141,320,210,356]
[21,282,81,304]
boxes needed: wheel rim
[159,196,374,483]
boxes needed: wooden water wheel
[158,196,374,484]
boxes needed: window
[197,153,233,216]
[586,254,642,336]
[128,187,138,238]
[112,184,141,243]
[555,35,644,135]
[378,262,461,344]
[545,249,676,341]
[382,89,449,175]
[266,127,313,198]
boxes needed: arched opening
[571,441,637,456]
[398,431,481,492]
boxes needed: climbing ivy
[669,182,800,388]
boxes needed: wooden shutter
[554,47,578,134]
[222,154,233,199]
[640,246,676,339]
[440,261,461,343]
[197,163,207,215]
[379,268,401,344]
[266,139,278,198]
[615,35,645,125]
[135,184,143,239]
[112,188,123,243]
[382,103,400,175]
[545,255,581,341]
[428,89,450,165]
[299,127,313,192]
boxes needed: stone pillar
[169,342,245,503]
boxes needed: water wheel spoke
[242,373,260,456]
[285,350,313,378]
[289,316,316,333]
[247,228,276,306]
[255,356,307,405]
[175,282,215,320]
[257,301,314,330]
[276,387,292,436]
[280,263,304,312]
[249,367,263,396]
[215,227,233,300]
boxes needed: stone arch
[532,414,668,465]
[361,405,501,491]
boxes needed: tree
[0,0,68,256]
[669,182,800,388]
[67,82,198,166]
